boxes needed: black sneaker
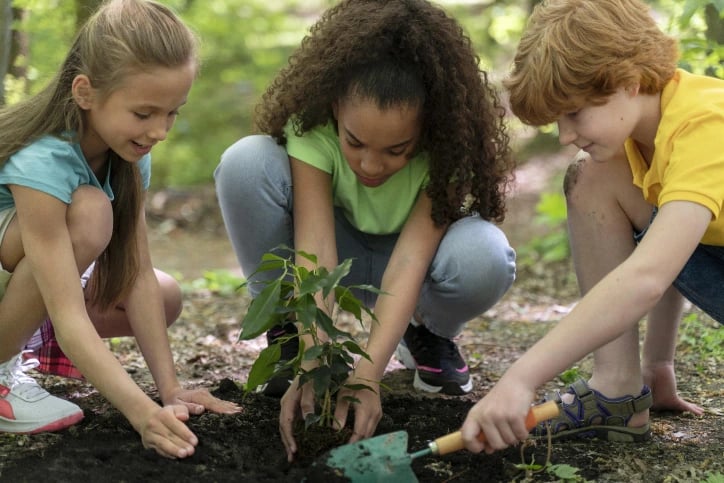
[256,322,299,397]
[394,323,473,395]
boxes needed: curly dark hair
[254,0,514,225]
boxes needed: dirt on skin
[0,152,722,482]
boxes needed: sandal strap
[568,379,652,416]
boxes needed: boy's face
[555,87,640,162]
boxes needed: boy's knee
[563,150,592,199]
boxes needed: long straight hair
[0,0,199,308]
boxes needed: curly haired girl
[215,0,516,460]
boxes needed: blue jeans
[635,208,724,324]
[214,135,517,338]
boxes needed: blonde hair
[504,0,679,126]
[0,0,199,308]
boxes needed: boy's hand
[166,387,242,415]
[461,378,535,454]
[140,405,198,459]
[643,362,704,415]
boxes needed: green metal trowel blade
[323,430,419,482]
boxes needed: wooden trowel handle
[430,400,559,455]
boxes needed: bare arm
[290,156,337,281]
[334,191,446,442]
[122,197,241,415]
[10,185,196,458]
[462,200,711,452]
[358,191,446,381]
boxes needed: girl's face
[74,61,196,170]
[556,86,641,162]
[334,96,422,188]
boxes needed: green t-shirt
[285,123,429,235]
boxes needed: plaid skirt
[24,319,83,380]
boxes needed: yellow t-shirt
[625,69,724,246]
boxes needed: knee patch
[563,155,588,198]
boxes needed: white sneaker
[0,351,84,433]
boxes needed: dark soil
[0,152,721,482]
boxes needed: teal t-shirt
[0,135,151,211]
[285,123,429,235]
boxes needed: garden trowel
[317,400,559,483]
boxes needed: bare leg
[564,150,655,427]
[642,286,704,414]
[86,269,182,338]
[0,186,112,361]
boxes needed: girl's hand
[333,373,382,443]
[643,362,704,415]
[461,378,535,454]
[139,405,198,459]
[164,387,242,415]
[279,376,316,462]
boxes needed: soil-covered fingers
[279,379,311,462]
[173,388,242,415]
[141,405,198,459]
[343,389,382,443]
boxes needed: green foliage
[547,464,587,482]
[654,0,724,78]
[520,191,570,264]
[149,0,325,187]
[559,366,583,385]
[515,459,587,482]
[239,246,382,428]
[703,472,724,483]
[182,269,245,297]
[677,313,724,368]
[4,1,723,187]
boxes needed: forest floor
[0,148,721,482]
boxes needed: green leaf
[245,344,281,392]
[295,249,318,265]
[239,278,283,340]
[335,287,363,319]
[310,366,332,399]
[303,344,325,361]
[548,464,581,479]
[321,258,352,298]
[330,354,353,377]
[304,413,320,429]
[343,340,372,362]
[314,308,347,339]
[293,294,318,329]
[298,271,328,297]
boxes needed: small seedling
[239,246,382,428]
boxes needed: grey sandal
[532,378,653,442]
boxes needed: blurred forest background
[1,0,722,190]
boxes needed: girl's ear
[72,75,94,109]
